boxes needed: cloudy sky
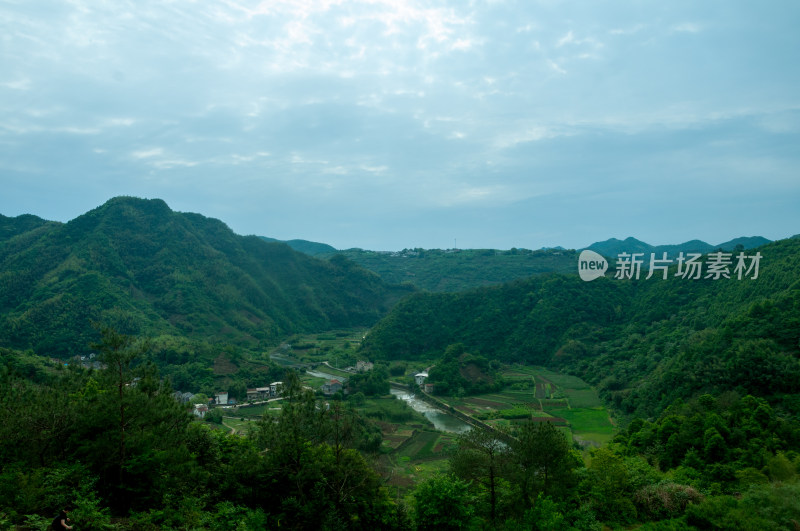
[2,1,799,250]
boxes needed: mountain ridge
[583,235,772,257]
[0,196,413,357]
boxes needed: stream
[390,388,472,434]
[306,368,471,434]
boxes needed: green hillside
[0,197,413,358]
[322,247,577,292]
[259,236,338,256]
[361,237,800,417]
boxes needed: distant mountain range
[258,235,776,292]
[263,235,773,259]
[0,196,784,358]
[583,236,772,258]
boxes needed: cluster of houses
[176,381,285,419]
[181,360,379,419]
[415,371,434,393]
[245,382,284,402]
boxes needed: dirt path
[222,417,237,435]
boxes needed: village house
[270,382,283,397]
[215,392,228,405]
[193,403,208,418]
[321,379,343,395]
[246,387,271,401]
[414,372,428,387]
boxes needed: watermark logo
[578,250,608,282]
[578,250,762,282]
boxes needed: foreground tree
[450,427,510,523]
[413,474,475,530]
[511,421,579,507]
[252,371,404,530]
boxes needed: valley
[1,199,798,529]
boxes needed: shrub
[633,482,703,521]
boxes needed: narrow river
[390,388,472,434]
[307,369,471,434]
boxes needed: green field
[275,328,369,367]
[434,365,614,448]
[221,416,257,435]
[557,407,615,446]
[225,331,614,491]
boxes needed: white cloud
[132,148,164,159]
[0,78,31,90]
[671,22,701,34]
[547,59,566,74]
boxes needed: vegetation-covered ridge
[361,237,800,418]
[269,235,771,293]
[584,235,771,258]
[320,247,578,292]
[0,196,413,357]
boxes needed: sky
[1,1,799,251]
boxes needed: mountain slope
[259,236,338,256]
[0,197,413,356]
[361,237,800,416]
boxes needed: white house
[215,392,229,405]
[415,372,428,387]
[270,382,283,397]
[193,404,209,418]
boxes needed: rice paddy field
[437,365,614,450]
[212,328,615,489]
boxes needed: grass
[221,416,256,435]
[435,365,614,450]
[357,396,430,424]
[554,407,615,447]
[531,367,593,390]
[565,388,604,408]
[398,431,441,460]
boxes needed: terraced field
[436,365,614,449]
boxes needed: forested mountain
[0,197,413,357]
[310,237,769,293]
[0,213,54,242]
[320,247,577,292]
[361,237,800,417]
[585,235,771,258]
[259,236,338,256]
[256,235,770,293]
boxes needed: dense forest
[319,247,577,292]
[273,235,770,294]
[2,199,799,529]
[3,331,800,530]
[0,196,412,357]
[361,237,800,418]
